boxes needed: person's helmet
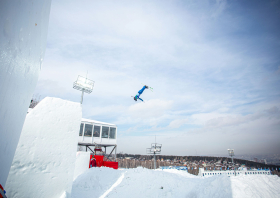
[134,96,137,101]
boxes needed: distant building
[198,168,271,177]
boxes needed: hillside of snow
[72,167,280,198]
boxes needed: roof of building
[81,118,117,127]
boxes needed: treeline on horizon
[116,153,280,170]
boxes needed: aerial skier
[133,85,152,102]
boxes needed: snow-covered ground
[72,167,280,198]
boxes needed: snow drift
[72,167,280,198]
[5,97,82,198]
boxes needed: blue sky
[34,0,280,156]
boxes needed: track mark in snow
[99,172,126,198]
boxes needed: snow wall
[73,152,91,181]
[0,0,52,187]
[5,97,82,198]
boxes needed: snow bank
[0,0,51,187]
[71,167,280,198]
[73,152,91,181]
[105,168,231,198]
[5,97,82,198]
[231,174,280,198]
[71,167,125,198]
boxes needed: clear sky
[34,0,280,156]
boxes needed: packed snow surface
[72,167,280,198]
[5,97,82,198]
[0,0,51,187]
[73,152,91,181]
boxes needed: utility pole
[228,149,236,176]
[147,136,162,169]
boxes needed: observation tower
[78,118,117,161]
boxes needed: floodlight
[228,149,234,157]
[73,75,94,104]
[147,141,162,169]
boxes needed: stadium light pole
[147,136,162,169]
[73,75,94,104]
[228,149,236,176]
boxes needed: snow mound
[231,174,280,198]
[5,97,82,198]
[106,167,231,198]
[71,167,280,198]
[72,167,125,198]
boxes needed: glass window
[79,123,84,136]
[109,127,116,139]
[93,125,100,137]
[102,126,109,138]
[84,124,93,137]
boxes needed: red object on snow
[95,155,104,167]
[0,184,5,198]
[89,155,118,169]
[103,161,118,169]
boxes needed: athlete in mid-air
[133,85,149,102]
